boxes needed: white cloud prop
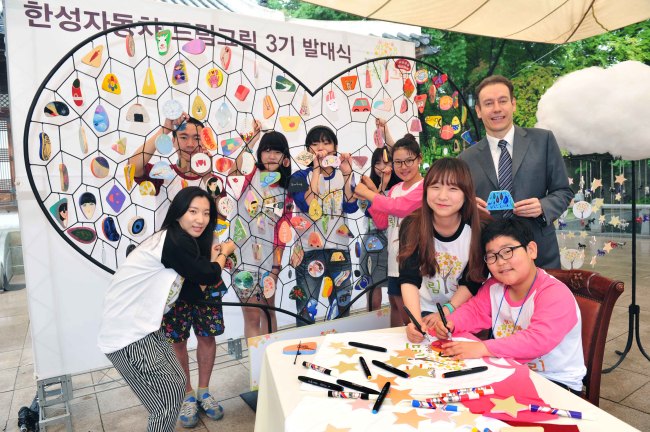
[536,61,650,160]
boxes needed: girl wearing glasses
[230,128,292,339]
[397,157,487,343]
[354,134,424,327]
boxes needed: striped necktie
[497,139,513,218]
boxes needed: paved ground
[0,234,649,431]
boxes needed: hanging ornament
[220,46,232,70]
[365,65,372,88]
[262,95,275,119]
[300,93,310,117]
[59,163,69,192]
[101,73,121,94]
[93,105,109,132]
[125,33,136,57]
[78,192,97,219]
[191,94,207,120]
[215,102,233,128]
[206,68,224,88]
[275,75,296,92]
[182,38,206,55]
[71,78,83,106]
[44,101,69,117]
[38,132,51,161]
[124,164,135,191]
[81,45,103,67]
[142,67,157,95]
[200,127,218,152]
[79,125,88,154]
[156,30,172,56]
[171,60,188,85]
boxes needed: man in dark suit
[459,75,572,268]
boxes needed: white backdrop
[5,0,414,379]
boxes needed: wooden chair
[544,268,624,406]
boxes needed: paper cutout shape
[487,190,514,211]
[403,78,415,98]
[299,93,310,117]
[156,30,171,55]
[77,126,88,154]
[321,276,333,297]
[216,102,233,128]
[260,171,281,187]
[71,78,83,106]
[154,134,173,155]
[171,60,188,85]
[325,90,339,112]
[38,132,51,161]
[262,95,275,119]
[234,271,254,291]
[321,155,340,168]
[139,181,157,196]
[101,73,121,94]
[354,274,371,290]
[461,130,476,145]
[49,198,68,228]
[126,103,150,123]
[410,118,422,133]
[340,75,357,91]
[232,217,248,242]
[262,273,276,298]
[399,98,408,113]
[106,185,126,212]
[367,255,373,272]
[182,38,206,55]
[333,270,350,287]
[290,216,312,231]
[150,161,176,180]
[245,189,260,217]
[206,68,224,88]
[44,101,69,117]
[572,201,593,219]
[142,67,157,95]
[200,127,218,152]
[414,69,428,84]
[282,342,316,355]
[220,46,232,70]
[93,105,109,132]
[335,224,353,238]
[308,199,322,221]
[364,235,384,251]
[295,150,315,167]
[162,99,183,120]
[451,116,462,134]
[308,231,324,248]
[278,220,292,244]
[215,219,230,237]
[372,98,392,111]
[220,137,244,157]
[125,33,135,57]
[58,163,69,192]
[235,84,250,101]
[111,137,127,155]
[330,251,345,262]
[214,157,234,174]
[308,260,325,277]
[490,396,528,418]
[217,195,235,218]
[394,58,411,72]
[275,75,296,92]
[414,94,427,113]
[425,115,442,128]
[121,163,134,191]
[102,216,120,242]
[227,175,246,199]
[190,153,211,174]
[127,216,146,237]
[81,45,103,67]
[374,127,384,148]
[67,227,96,244]
[279,116,301,132]
[350,156,368,169]
[433,73,448,88]
[440,124,454,140]
[90,156,109,178]
[439,95,453,111]
[351,97,370,113]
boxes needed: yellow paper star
[370,374,397,389]
[593,198,604,208]
[393,409,428,428]
[325,425,351,432]
[490,396,528,418]
[387,386,413,404]
[615,173,627,185]
[591,178,602,191]
[331,361,358,374]
[337,347,360,358]
[405,365,431,378]
[615,193,622,202]
[567,231,575,239]
[599,214,606,224]
[590,256,597,267]
[580,231,588,238]
[609,215,621,228]
[451,410,482,427]
[385,355,410,368]
[329,342,346,349]
[603,242,613,253]
[394,347,417,358]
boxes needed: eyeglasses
[393,158,417,168]
[483,245,526,264]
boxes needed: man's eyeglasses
[483,244,526,264]
[393,158,417,168]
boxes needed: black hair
[481,217,535,252]
[79,192,96,206]
[369,147,400,189]
[256,131,292,189]
[58,202,67,221]
[172,116,204,138]
[392,133,421,158]
[161,186,217,258]
[305,125,338,148]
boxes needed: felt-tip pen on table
[359,356,372,379]
[327,391,377,400]
[371,382,391,414]
[336,379,381,395]
[297,375,344,391]
[371,359,409,378]
[302,361,338,377]
[349,341,387,352]
[441,366,488,378]
[436,302,453,341]
[411,400,468,411]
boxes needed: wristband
[443,303,454,314]
[217,253,227,260]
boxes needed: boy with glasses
[432,218,585,394]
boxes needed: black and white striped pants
[106,330,186,432]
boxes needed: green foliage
[511,64,559,127]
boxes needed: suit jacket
[458,126,572,269]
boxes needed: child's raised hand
[164,112,189,133]
[440,341,490,360]
[475,197,490,215]
[353,182,370,200]
[219,240,236,257]
[360,176,379,193]
[339,153,352,175]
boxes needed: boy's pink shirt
[367,181,423,229]
[448,269,579,362]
